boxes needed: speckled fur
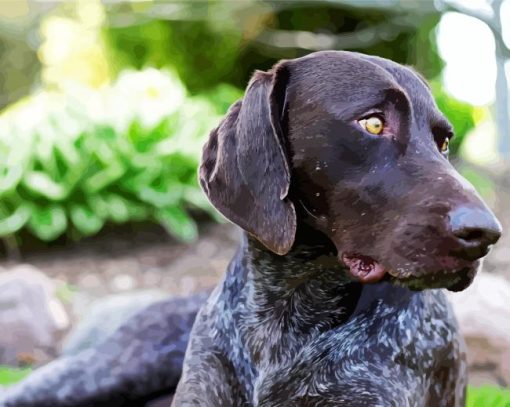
[173,233,467,406]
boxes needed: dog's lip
[388,266,478,292]
[341,253,387,283]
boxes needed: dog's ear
[199,63,296,255]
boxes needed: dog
[0,51,501,407]
[172,51,502,406]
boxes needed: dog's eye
[440,137,449,154]
[358,116,384,135]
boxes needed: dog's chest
[251,290,463,406]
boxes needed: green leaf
[52,135,80,169]
[85,195,109,219]
[120,163,162,193]
[155,206,197,242]
[34,124,59,176]
[0,164,23,195]
[22,171,68,201]
[124,201,149,221]
[83,160,126,193]
[27,205,67,241]
[0,204,31,236]
[103,193,131,223]
[139,182,182,208]
[69,204,104,236]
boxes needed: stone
[448,271,510,344]
[0,264,69,366]
[448,271,510,385]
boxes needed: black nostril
[453,226,500,245]
[449,207,502,259]
[454,227,499,244]
[455,228,484,241]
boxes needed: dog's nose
[449,206,502,260]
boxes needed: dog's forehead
[357,54,439,114]
[287,51,400,106]
[285,51,444,126]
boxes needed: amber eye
[441,137,450,154]
[358,116,384,135]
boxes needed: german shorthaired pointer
[173,51,502,406]
[1,51,501,407]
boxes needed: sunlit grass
[467,385,510,407]
[0,366,31,386]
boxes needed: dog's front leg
[172,306,249,407]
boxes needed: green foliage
[0,366,31,386]
[0,69,241,244]
[467,386,510,407]
[103,2,444,96]
[104,16,241,94]
[410,14,444,80]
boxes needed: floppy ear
[199,64,296,255]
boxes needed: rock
[448,271,510,385]
[0,264,69,366]
[448,271,510,343]
[62,290,168,355]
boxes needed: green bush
[0,69,241,244]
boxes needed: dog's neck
[219,222,416,399]
[224,223,362,367]
[244,222,354,294]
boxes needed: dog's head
[200,51,502,292]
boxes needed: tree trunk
[493,0,510,159]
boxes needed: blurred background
[0,0,508,404]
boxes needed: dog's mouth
[341,252,480,291]
[341,253,387,283]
